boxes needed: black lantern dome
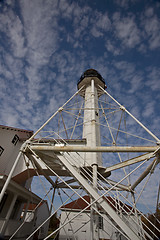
[77,69,106,91]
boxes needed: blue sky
[0,0,160,137]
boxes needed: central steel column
[83,79,100,240]
[82,80,102,166]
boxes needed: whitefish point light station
[0,69,160,240]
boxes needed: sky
[0,0,160,137]
[0,0,160,214]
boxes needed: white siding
[59,210,141,240]
[0,128,30,177]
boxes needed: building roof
[0,175,41,203]
[0,124,33,136]
[61,196,90,211]
[23,201,47,211]
[61,195,134,213]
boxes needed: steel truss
[1,83,160,240]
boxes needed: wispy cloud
[105,39,121,56]
[141,6,160,50]
[90,12,111,37]
[0,0,159,139]
[113,12,141,48]
[145,67,160,92]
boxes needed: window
[12,134,19,145]
[40,227,44,234]
[0,146,4,156]
[10,199,21,219]
[0,193,8,213]
[98,216,103,230]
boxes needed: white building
[21,201,50,239]
[0,125,50,239]
[59,195,141,240]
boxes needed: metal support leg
[58,153,140,240]
[1,194,17,235]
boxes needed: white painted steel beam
[98,85,160,143]
[56,153,140,240]
[104,152,155,173]
[56,178,76,188]
[25,151,56,187]
[28,85,85,141]
[131,157,160,190]
[30,145,159,152]
[106,179,131,191]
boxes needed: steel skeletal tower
[1,69,160,240]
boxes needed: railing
[77,70,105,86]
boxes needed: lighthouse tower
[78,69,105,167]
[78,69,107,240]
[1,68,159,240]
